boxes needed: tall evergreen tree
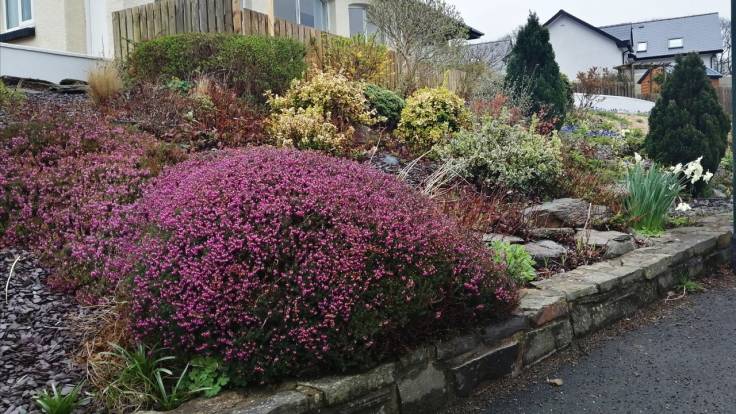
[645,53,730,191]
[505,13,571,122]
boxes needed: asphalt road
[483,285,736,414]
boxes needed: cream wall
[1,0,87,54]
[547,14,626,79]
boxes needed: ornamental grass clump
[111,148,517,384]
[624,154,713,235]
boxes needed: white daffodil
[634,153,642,164]
[675,202,692,212]
[703,171,714,183]
[670,163,683,175]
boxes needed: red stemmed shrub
[0,99,182,299]
[110,148,517,383]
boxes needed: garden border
[158,213,733,414]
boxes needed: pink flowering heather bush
[112,148,517,383]
[0,99,183,300]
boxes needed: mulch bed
[0,249,87,414]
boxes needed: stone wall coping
[165,213,733,414]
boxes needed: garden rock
[575,230,636,259]
[528,228,575,240]
[523,198,611,228]
[523,240,567,262]
[482,234,525,245]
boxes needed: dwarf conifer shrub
[364,83,404,129]
[645,53,730,193]
[115,148,517,383]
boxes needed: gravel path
[454,273,736,414]
[0,249,86,414]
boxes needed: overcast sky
[449,0,731,41]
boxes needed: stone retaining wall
[167,214,733,414]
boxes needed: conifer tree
[645,53,730,190]
[505,13,572,122]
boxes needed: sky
[449,0,731,42]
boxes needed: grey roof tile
[600,13,723,59]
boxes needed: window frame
[348,3,376,37]
[636,41,647,52]
[668,37,684,49]
[3,0,33,32]
[274,0,329,31]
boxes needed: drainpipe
[731,0,736,269]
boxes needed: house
[638,64,723,96]
[0,0,482,60]
[468,38,513,72]
[543,10,723,83]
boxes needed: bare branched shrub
[88,62,124,105]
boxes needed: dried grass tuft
[88,63,124,105]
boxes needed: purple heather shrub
[0,100,179,300]
[111,148,517,383]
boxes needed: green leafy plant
[645,53,730,194]
[185,357,230,398]
[98,343,204,411]
[676,274,705,293]
[165,77,193,95]
[34,382,85,414]
[364,83,404,129]
[490,241,536,285]
[435,115,562,193]
[397,86,471,152]
[624,154,712,235]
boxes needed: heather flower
[112,148,517,383]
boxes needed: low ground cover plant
[0,99,178,299]
[103,148,517,384]
[127,33,307,100]
[397,87,471,153]
[490,241,536,285]
[266,71,379,153]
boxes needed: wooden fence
[112,0,467,93]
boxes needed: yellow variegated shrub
[396,87,471,153]
[266,71,380,153]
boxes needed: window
[349,4,377,37]
[637,42,648,52]
[274,0,328,30]
[668,38,684,49]
[4,0,32,30]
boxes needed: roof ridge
[598,12,719,29]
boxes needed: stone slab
[298,364,395,407]
[518,289,568,327]
[523,319,573,366]
[449,342,519,396]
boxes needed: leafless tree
[368,0,468,95]
[719,17,732,74]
